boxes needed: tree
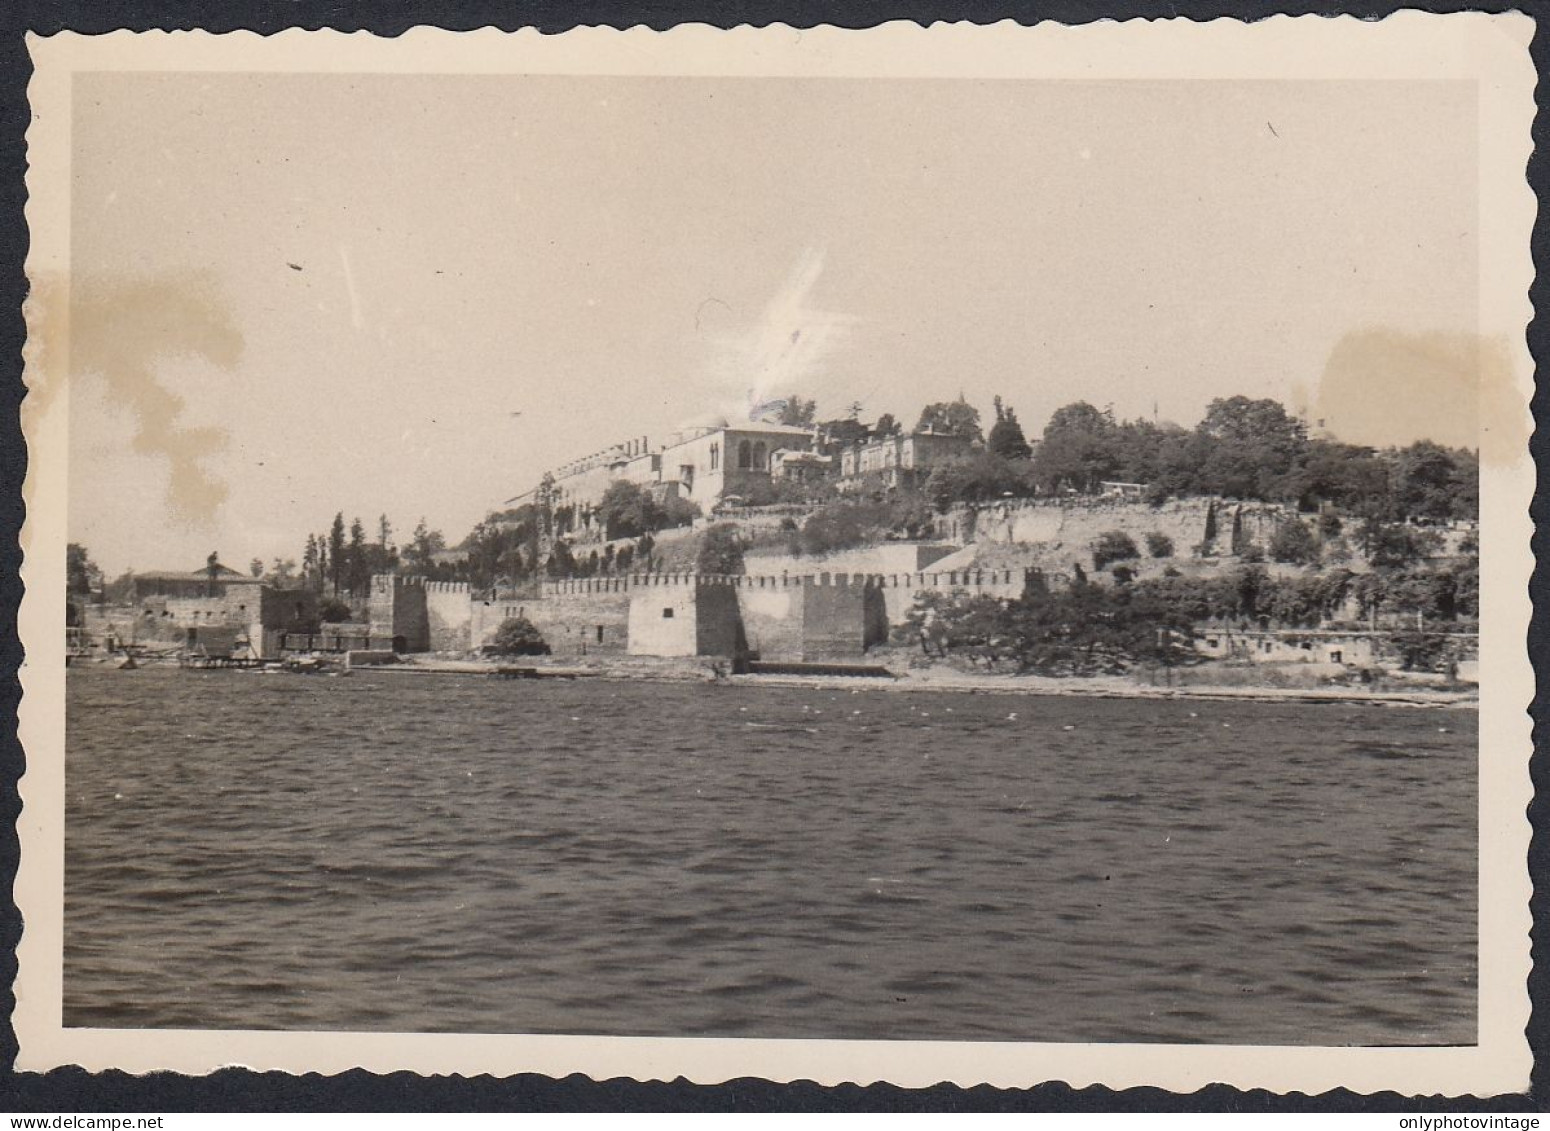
[696,524,746,575]
[871,413,901,441]
[489,615,549,656]
[1392,441,1475,522]
[1145,532,1174,559]
[894,589,1009,663]
[328,513,347,597]
[1034,401,1120,493]
[597,481,657,540]
[302,533,320,590]
[817,417,869,453]
[987,395,1032,461]
[104,569,136,604]
[1269,519,1320,565]
[924,452,1036,511]
[270,558,298,586]
[793,504,867,557]
[1194,397,1308,500]
[66,543,100,597]
[916,397,983,442]
[1092,530,1140,571]
[996,573,1194,675]
[546,542,578,578]
[404,518,446,572]
[1294,439,1390,514]
[657,495,701,530]
[377,513,393,552]
[249,557,264,578]
[347,516,369,596]
[1367,522,1445,569]
[778,396,817,427]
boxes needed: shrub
[1092,530,1140,571]
[1145,531,1174,558]
[1269,519,1320,565]
[696,523,746,575]
[489,615,549,656]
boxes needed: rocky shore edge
[379,654,1477,709]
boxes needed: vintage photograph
[16,19,1535,1093]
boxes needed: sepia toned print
[16,17,1536,1094]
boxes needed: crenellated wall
[369,575,430,652]
[423,580,472,652]
[737,582,804,660]
[871,567,1029,625]
[379,566,1030,661]
[472,587,631,657]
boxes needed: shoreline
[380,655,1478,709]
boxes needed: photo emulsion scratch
[14,16,1537,1095]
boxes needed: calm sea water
[62,666,1477,1044]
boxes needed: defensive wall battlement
[380,566,1032,660]
[539,568,1029,598]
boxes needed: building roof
[728,421,818,436]
[773,449,832,463]
[660,420,815,450]
[135,562,255,582]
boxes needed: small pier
[489,666,597,680]
[744,660,895,678]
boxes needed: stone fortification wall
[942,496,1304,569]
[737,583,804,660]
[473,581,631,658]
[952,497,1222,558]
[799,576,880,659]
[434,567,1029,660]
[424,581,472,653]
[744,541,960,577]
[369,575,430,652]
[626,575,704,657]
[870,567,1030,626]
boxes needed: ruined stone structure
[84,584,319,659]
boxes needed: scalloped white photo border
[15,15,1537,1094]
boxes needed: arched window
[753,442,767,470]
[738,440,752,469]
[710,443,719,471]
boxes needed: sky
[66,72,1478,576]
